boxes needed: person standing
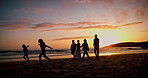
[71,40,76,59]
[93,34,100,59]
[38,39,53,64]
[22,44,30,62]
[76,40,81,59]
[81,39,89,59]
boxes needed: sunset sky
[0,0,148,50]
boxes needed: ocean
[0,47,148,62]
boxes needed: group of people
[71,39,89,59]
[71,34,100,60]
[22,39,53,64]
[22,34,100,64]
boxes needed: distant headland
[107,41,148,48]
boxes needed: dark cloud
[14,8,53,14]
[32,21,103,30]
[6,27,26,31]
[0,22,29,28]
[0,19,31,31]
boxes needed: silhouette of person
[71,40,76,59]
[93,34,100,59]
[81,39,90,59]
[76,40,81,59]
[22,44,30,62]
[38,39,53,64]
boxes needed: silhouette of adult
[81,39,89,59]
[71,40,76,59]
[38,39,52,64]
[76,40,81,59]
[93,34,100,59]
[22,44,30,62]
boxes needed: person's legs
[26,55,30,62]
[39,53,42,63]
[94,48,97,55]
[71,50,75,59]
[85,50,89,59]
[23,55,27,61]
[82,51,85,59]
[73,51,76,59]
[96,49,99,59]
[94,47,99,59]
[44,54,52,62]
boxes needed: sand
[0,53,148,78]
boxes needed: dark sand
[0,53,148,78]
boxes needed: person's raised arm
[46,45,53,49]
[27,45,29,47]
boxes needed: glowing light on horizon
[99,53,118,56]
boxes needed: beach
[0,53,147,78]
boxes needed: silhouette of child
[76,40,81,59]
[22,44,30,62]
[38,39,53,64]
[81,39,90,59]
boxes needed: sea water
[0,47,148,62]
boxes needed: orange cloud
[38,28,63,32]
[66,25,120,31]
[52,36,93,41]
[73,21,102,25]
[37,24,120,32]
[121,22,143,26]
[140,30,148,32]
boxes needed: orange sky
[0,0,148,50]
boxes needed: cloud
[107,0,147,24]
[0,22,29,28]
[121,22,143,26]
[140,30,148,32]
[32,23,70,30]
[32,23,53,29]
[75,0,114,6]
[38,28,63,32]
[32,21,103,30]
[6,27,26,31]
[14,8,53,14]
[37,24,120,32]
[72,21,101,25]
[0,17,15,21]
[0,19,31,31]
[0,20,106,31]
[52,36,93,41]
[66,25,120,31]
[51,17,78,22]
[109,7,129,24]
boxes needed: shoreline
[0,52,147,63]
[0,53,147,78]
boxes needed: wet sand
[0,53,147,78]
